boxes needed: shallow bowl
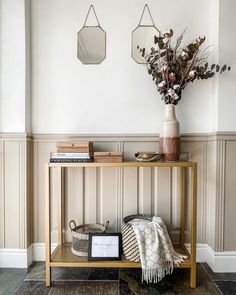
[135,152,163,162]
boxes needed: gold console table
[45,161,197,288]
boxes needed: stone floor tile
[215,281,236,295]
[202,263,236,281]
[25,262,89,281]
[0,262,229,294]
[88,268,119,281]
[0,268,27,294]
[50,281,118,295]
[14,281,51,295]
[119,264,221,295]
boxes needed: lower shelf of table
[50,243,192,268]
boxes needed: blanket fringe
[141,254,187,283]
[129,217,188,284]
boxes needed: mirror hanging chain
[138,4,155,26]
[83,5,101,27]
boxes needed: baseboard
[32,243,57,261]
[206,246,236,272]
[185,243,236,272]
[0,248,28,268]
[185,243,210,263]
[0,243,57,268]
[1,243,236,271]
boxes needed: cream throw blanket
[128,217,187,283]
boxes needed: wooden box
[56,141,93,153]
[94,152,123,163]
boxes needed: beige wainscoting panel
[1,133,236,253]
[215,140,226,251]
[99,167,119,230]
[19,140,26,249]
[34,141,56,243]
[27,139,33,247]
[0,141,5,248]
[206,140,217,250]
[225,141,236,251]
[181,141,206,244]
[205,139,227,252]
[153,167,172,224]
[4,141,20,248]
[123,168,138,220]
[0,135,30,249]
[138,167,153,215]
[32,136,207,247]
[84,168,97,224]
[63,167,84,242]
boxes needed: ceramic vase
[159,104,181,161]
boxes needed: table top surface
[47,161,197,168]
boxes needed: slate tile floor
[202,264,236,295]
[0,262,235,294]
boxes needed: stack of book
[50,141,94,163]
[94,152,123,163]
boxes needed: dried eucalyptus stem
[139,29,231,105]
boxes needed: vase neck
[164,104,177,121]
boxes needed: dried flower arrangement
[139,29,231,105]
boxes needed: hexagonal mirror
[132,25,160,64]
[77,26,106,64]
[132,5,160,64]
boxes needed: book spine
[50,158,93,163]
[51,152,93,159]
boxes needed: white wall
[0,0,235,134]
[0,0,30,133]
[31,0,217,134]
[208,0,219,132]
[218,0,236,131]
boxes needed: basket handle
[69,220,77,231]
[105,220,109,231]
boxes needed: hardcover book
[50,158,93,163]
[50,152,93,159]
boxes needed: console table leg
[46,266,51,287]
[58,167,63,245]
[45,164,51,287]
[180,167,186,246]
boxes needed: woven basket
[121,214,152,262]
[69,220,109,257]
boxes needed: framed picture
[88,233,122,261]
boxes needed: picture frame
[88,233,122,261]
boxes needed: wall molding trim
[31,132,236,142]
[1,132,236,142]
[1,243,236,272]
[0,133,32,141]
